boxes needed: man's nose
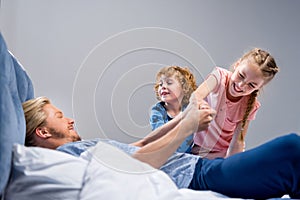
[68,118,74,124]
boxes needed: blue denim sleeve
[149,102,168,130]
[57,139,101,157]
[149,102,193,153]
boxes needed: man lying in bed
[22,96,300,199]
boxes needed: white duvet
[5,142,243,200]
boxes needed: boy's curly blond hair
[154,66,197,106]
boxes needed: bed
[0,33,290,200]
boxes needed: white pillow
[79,141,181,200]
[4,144,88,200]
[79,141,233,200]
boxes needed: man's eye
[57,114,63,118]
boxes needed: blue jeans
[189,133,300,199]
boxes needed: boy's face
[158,74,184,105]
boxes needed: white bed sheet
[5,142,290,200]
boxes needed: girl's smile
[227,61,265,100]
[232,82,243,93]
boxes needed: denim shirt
[57,138,199,188]
[150,102,194,153]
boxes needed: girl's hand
[182,93,215,134]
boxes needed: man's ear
[35,127,51,138]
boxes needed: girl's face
[158,74,184,105]
[228,60,265,99]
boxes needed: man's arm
[131,112,182,147]
[132,95,215,169]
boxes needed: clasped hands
[182,93,216,133]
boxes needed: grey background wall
[1,0,299,150]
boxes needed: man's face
[43,104,81,147]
